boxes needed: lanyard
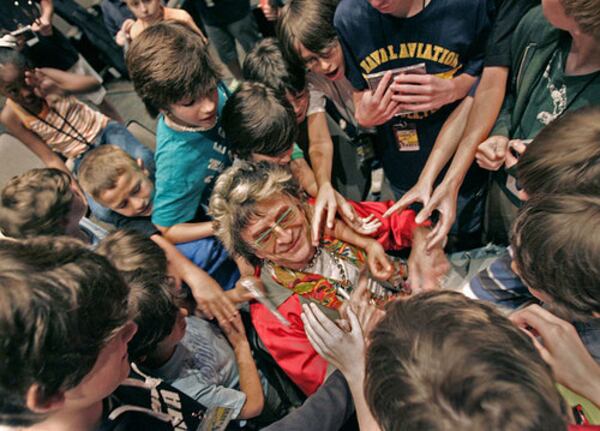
[24,102,93,148]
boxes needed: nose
[199,97,217,115]
[273,225,293,245]
[132,197,146,212]
[140,4,148,13]
[319,58,330,73]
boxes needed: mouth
[281,231,302,255]
[198,112,217,127]
[325,67,340,80]
[138,200,153,216]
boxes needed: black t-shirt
[194,0,250,27]
[98,367,235,431]
[484,0,539,67]
[334,0,493,192]
[0,0,79,70]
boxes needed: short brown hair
[277,0,340,63]
[97,230,177,360]
[96,229,167,274]
[79,145,142,200]
[0,236,130,427]
[366,291,568,431]
[0,168,73,238]
[126,20,221,117]
[512,194,600,319]
[517,106,600,195]
[561,0,600,41]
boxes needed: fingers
[374,71,393,100]
[326,200,336,230]
[369,252,393,280]
[311,201,326,246]
[426,222,450,252]
[306,303,343,337]
[383,193,417,218]
[339,201,356,223]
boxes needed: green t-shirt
[516,37,600,140]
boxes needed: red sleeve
[250,295,328,395]
[348,200,423,251]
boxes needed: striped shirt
[7,96,108,159]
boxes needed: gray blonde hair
[209,161,305,265]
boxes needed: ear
[25,384,66,414]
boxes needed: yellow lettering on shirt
[387,44,398,60]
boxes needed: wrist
[233,340,251,356]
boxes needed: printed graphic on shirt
[358,42,462,121]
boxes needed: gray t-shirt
[149,316,248,418]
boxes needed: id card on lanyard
[392,120,420,152]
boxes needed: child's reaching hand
[220,314,248,350]
[116,19,135,46]
[226,276,265,304]
[25,68,63,99]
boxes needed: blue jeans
[176,237,240,291]
[205,13,260,64]
[73,121,155,221]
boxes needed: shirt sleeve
[152,176,204,227]
[290,143,305,161]
[461,0,494,77]
[484,0,538,67]
[307,83,327,117]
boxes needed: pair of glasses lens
[255,206,295,248]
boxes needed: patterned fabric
[266,237,366,310]
[7,96,108,158]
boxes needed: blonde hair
[78,145,142,200]
[209,161,304,265]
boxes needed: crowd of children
[0,0,599,429]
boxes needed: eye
[131,182,141,195]
[117,200,128,209]
[255,229,273,246]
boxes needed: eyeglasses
[254,206,297,250]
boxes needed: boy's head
[543,0,600,42]
[277,0,345,80]
[97,230,185,362]
[366,291,568,431]
[126,20,221,129]
[79,145,154,218]
[222,81,299,163]
[0,47,43,112]
[0,236,135,427]
[0,168,87,238]
[511,193,600,320]
[517,106,600,199]
[242,38,309,124]
[124,0,162,22]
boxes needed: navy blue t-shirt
[334,0,493,193]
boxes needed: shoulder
[514,6,557,45]
[334,0,371,31]
[164,7,192,21]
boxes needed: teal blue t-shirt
[152,85,232,227]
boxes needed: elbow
[238,396,264,419]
